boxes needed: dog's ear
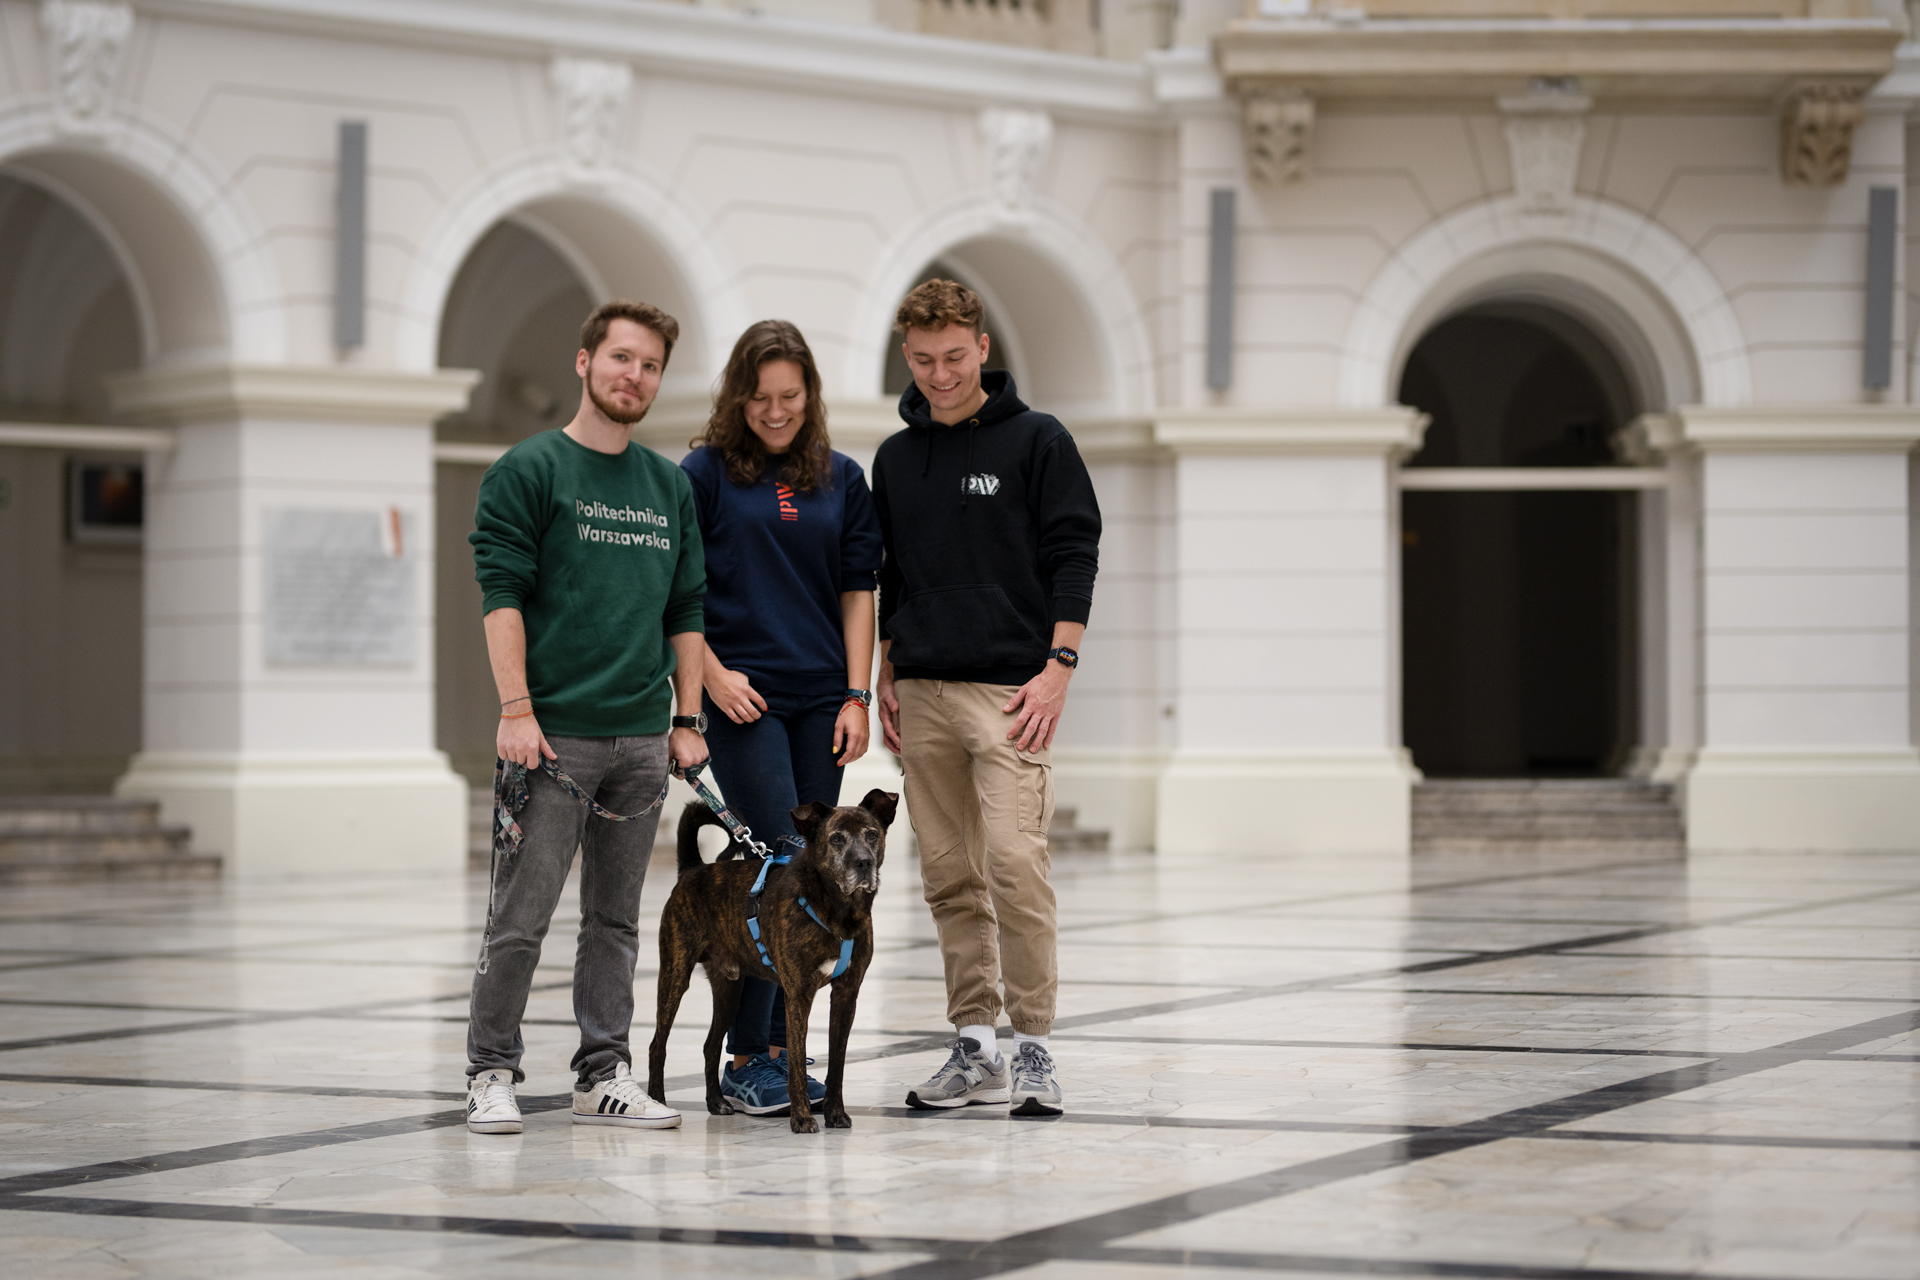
[790,801,833,841]
[859,789,899,830]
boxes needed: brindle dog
[646,790,896,1133]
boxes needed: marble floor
[1,838,1916,1279]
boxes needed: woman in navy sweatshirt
[681,319,883,1117]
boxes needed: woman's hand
[706,664,767,724]
[833,700,870,767]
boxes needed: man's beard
[589,382,649,426]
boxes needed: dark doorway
[1398,308,1637,778]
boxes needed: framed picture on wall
[69,459,144,546]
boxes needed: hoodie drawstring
[962,421,977,509]
[922,427,933,478]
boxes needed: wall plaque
[264,507,415,666]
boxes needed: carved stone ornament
[550,57,633,176]
[1780,85,1865,188]
[979,107,1052,216]
[1499,78,1591,217]
[1245,90,1313,186]
[39,0,133,133]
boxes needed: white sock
[958,1024,999,1063]
[1013,1031,1049,1053]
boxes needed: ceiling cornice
[131,0,1163,123]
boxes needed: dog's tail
[675,802,740,877]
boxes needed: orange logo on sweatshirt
[775,483,799,522]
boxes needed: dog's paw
[789,1112,819,1134]
[825,1109,852,1129]
[708,1097,733,1116]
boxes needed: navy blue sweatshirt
[681,446,882,696]
[873,371,1101,686]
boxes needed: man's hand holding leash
[497,702,556,769]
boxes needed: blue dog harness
[681,763,855,982]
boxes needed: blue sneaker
[772,1052,827,1106]
[720,1054,791,1116]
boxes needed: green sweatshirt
[470,430,705,737]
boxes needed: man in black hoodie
[873,278,1101,1117]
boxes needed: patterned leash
[492,756,669,859]
[675,760,776,861]
[476,755,669,977]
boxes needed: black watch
[1047,646,1079,669]
[671,712,708,734]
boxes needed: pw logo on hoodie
[961,473,1002,498]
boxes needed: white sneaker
[572,1061,682,1130]
[466,1068,522,1134]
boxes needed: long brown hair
[696,320,832,493]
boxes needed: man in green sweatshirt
[463,301,709,1136]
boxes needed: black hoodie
[873,371,1101,685]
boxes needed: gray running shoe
[905,1037,1010,1110]
[1009,1042,1063,1116]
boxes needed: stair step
[1413,837,1684,855]
[0,796,165,836]
[1416,818,1683,835]
[1412,778,1684,854]
[0,828,195,864]
[1048,826,1111,853]
[0,852,223,885]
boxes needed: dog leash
[679,761,854,982]
[478,754,670,977]
[493,756,670,859]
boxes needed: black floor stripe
[0,1192,1846,1280]
[1396,986,1920,1004]
[0,1072,468,1102]
[849,1006,1920,1280]
[1532,1128,1920,1152]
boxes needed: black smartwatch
[671,712,708,734]
[1047,646,1079,670]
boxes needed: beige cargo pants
[896,678,1057,1036]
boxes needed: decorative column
[1153,408,1428,855]
[110,365,479,876]
[1671,407,1920,851]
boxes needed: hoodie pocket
[887,585,1041,669]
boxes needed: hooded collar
[896,370,1031,503]
[895,369,1029,433]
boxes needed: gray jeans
[467,733,668,1087]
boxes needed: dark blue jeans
[702,686,847,1056]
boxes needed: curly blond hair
[894,278,984,337]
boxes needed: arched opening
[432,208,698,785]
[0,172,149,792]
[1398,303,1640,778]
[878,236,1108,420]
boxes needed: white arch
[0,101,287,363]
[1339,195,1751,410]
[396,155,749,385]
[850,195,1156,417]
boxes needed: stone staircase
[0,797,219,884]
[1411,779,1685,854]
[1048,806,1110,853]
